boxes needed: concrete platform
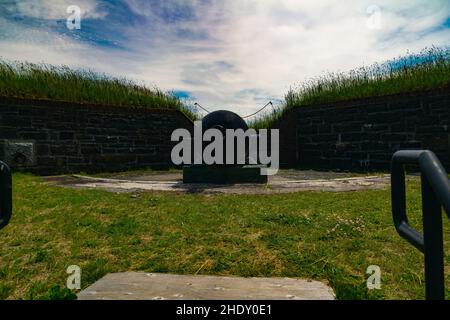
[77,272,335,300]
[46,172,390,194]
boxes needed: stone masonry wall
[274,87,450,170]
[0,97,193,175]
[2,88,448,175]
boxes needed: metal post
[421,174,445,300]
[0,161,13,230]
[391,150,450,300]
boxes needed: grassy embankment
[249,47,450,128]
[0,60,197,121]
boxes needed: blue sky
[0,0,449,116]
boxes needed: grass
[249,47,450,129]
[0,60,198,121]
[0,173,449,300]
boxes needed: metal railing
[391,150,450,300]
[0,160,12,230]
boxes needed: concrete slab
[77,272,335,300]
[46,174,390,194]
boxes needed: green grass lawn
[0,173,449,300]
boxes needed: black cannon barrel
[184,110,266,183]
[201,110,249,166]
[0,161,12,230]
[202,110,248,134]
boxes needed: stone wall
[0,97,193,175]
[2,88,449,175]
[274,88,450,170]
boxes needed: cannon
[0,161,12,230]
[183,110,267,184]
[201,110,250,166]
[202,110,248,136]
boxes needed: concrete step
[77,272,335,300]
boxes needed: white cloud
[0,0,449,116]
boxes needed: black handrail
[391,150,450,300]
[0,160,12,230]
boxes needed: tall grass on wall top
[0,60,198,121]
[287,47,450,108]
[249,47,450,129]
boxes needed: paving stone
[78,272,335,300]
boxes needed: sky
[0,0,449,117]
